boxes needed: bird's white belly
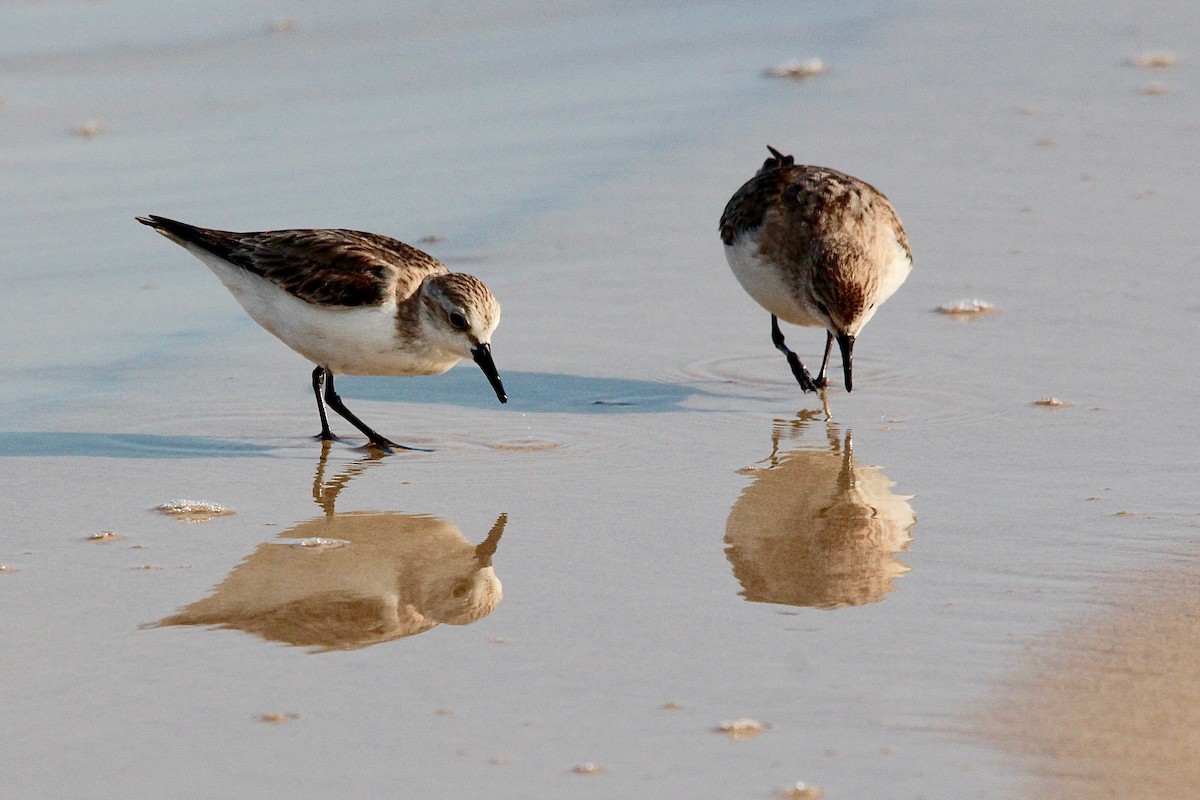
[724,236,822,328]
[189,247,460,376]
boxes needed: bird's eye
[452,581,469,598]
[448,311,469,331]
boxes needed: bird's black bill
[472,343,507,404]
[837,332,855,392]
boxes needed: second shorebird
[137,215,507,451]
[720,146,912,393]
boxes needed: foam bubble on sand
[289,537,349,550]
[155,500,234,522]
[936,299,997,317]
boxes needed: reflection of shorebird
[720,146,912,393]
[148,445,506,651]
[725,421,915,608]
[137,215,507,451]
[149,512,506,652]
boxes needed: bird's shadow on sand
[338,370,709,414]
[0,373,717,458]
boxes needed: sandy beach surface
[2,1,1199,797]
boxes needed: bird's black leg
[813,331,834,390]
[311,366,336,441]
[770,315,818,393]
[322,371,429,453]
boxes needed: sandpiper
[137,215,507,451]
[719,146,912,393]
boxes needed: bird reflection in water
[725,417,915,609]
[149,442,507,651]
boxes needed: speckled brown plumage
[721,150,910,276]
[139,215,446,307]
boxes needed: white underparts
[724,235,823,328]
[184,245,461,376]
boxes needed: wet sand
[2,1,1199,797]
[983,562,1200,799]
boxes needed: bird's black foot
[771,315,818,393]
[783,353,819,393]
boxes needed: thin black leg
[312,366,336,441]
[770,315,817,393]
[322,371,429,452]
[813,331,834,390]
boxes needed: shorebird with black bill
[719,146,912,393]
[137,215,507,452]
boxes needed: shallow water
[2,1,1199,797]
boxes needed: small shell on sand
[87,530,124,542]
[1033,397,1069,408]
[257,712,299,723]
[155,500,234,522]
[717,718,769,740]
[779,782,824,799]
[1127,51,1178,68]
[765,58,825,79]
[936,299,997,317]
[73,121,102,137]
[570,762,606,775]
[0,565,13,573]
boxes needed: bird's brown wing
[138,215,446,306]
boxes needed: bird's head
[421,273,506,403]
[811,292,879,393]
